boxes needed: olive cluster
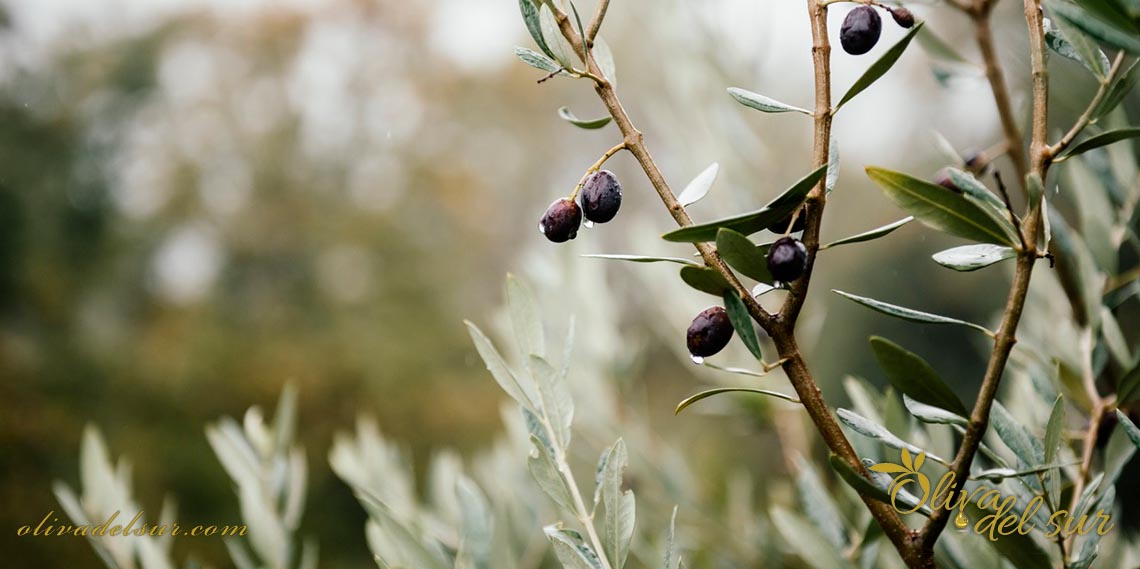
[686,236,808,359]
[840,4,914,56]
[540,170,623,242]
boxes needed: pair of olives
[687,237,808,358]
[540,170,623,243]
[840,4,915,56]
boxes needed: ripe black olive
[840,6,883,56]
[539,198,582,243]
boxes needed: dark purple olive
[840,6,882,55]
[767,237,808,283]
[539,198,582,243]
[580,170,622,223]
[889,7,915,28]
[686,306,734,358]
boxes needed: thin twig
[545,4,775,331]
[1049,51,1128,160]
[548,0,920,560]
[918,0,1050,555]
[585,0,610,44]
[992,170,1023,239]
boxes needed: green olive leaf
[557,106,612,129]
[727,87,812,115]
[932,244,1018,272]
[866,166,1020,246]
[836,22,925,110]
[722,290,762,360]
[679,266,732,296]
[663,164,827,242]
[869,336,969,417]
[716,229,772,282]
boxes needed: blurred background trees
[1,0,1135,567]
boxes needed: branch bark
[918,0,1050,554]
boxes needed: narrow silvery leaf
[600,439,634,568]
[944,168,1022,246]
[593,36,617,85]
[752,282,777,297]
[866,167,1018,246]
[826,135,840,193]
[528,435,574,511]
[581,254,700,266]
[716,229,772,283]
[545,526,605,569]
[530,356,572,450]
[557,107,612,129]
[770,507,848,569]
[518,0,554,59]
[674,388,799,414]
[727,87,811,115]
[700,361,772,377]
[945,168,1006,211]
[1047,0,1140,54]
[991,402,1045,470]
[1101,307,1132,366]
[1044,395,1066,500]
[1056,127,1140,160]
[833,290,992,335]
[821,217,912,249]
[723,290,763,360]
[870,337,969,417]
[931,130,965,165]
[515,47,562,73]
[793,456,848,549]
[663,164,827,242]
[836,22,925,110]
[592,443,611,510]
[932,243,1017,272]
[455,476,493,568]
[664,506,680,569]
[539,4,576,68]
[1069,536,1100,569]
[1044,17,1109,77]
[677,163,719,207]
[1093,60,1140,120]
[678,266,731,296]
[902,395,968,427]
[1118,410,1140,450]
[837,408,949,465]
[508,275,545,359]
[970,464,1073,482]
[568,0,588,63]
[466,321,535,411]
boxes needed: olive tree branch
[918,0,1049,552]
[585,0,610,44]
[972,4,1030,185]
[546,6,776,331]
[1049,51,1128,160]
[549,1,930,560]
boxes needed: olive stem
[916,0,1050,556]
[569,141,628,201]
[1048,51,1127,160]
[585,0,610,45]
[546,4,777,330]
